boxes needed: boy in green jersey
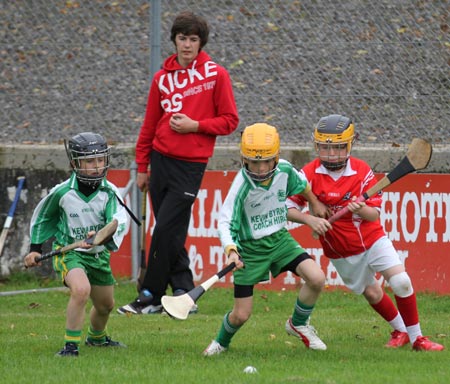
[24,132,128,356]
[203,123,332,356]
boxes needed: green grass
[1,277,449,384]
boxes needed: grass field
[1,274,449,384]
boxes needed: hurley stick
[0,176,26,257]
[34,219,118,263]
[328,138,432,224]
[137,189,147,292]
[161,262,236,320]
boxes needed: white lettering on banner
[192,189,207,237]
[189,189,222,237]
[444,193,450,242]
[188,244,204,281]
[185,188,449,274]
[209,245,224,272]
[381,192,450,243]
[422,192,449,242]
[208,245,233,283]
[188,245,235,284]
[283,271,297,285]
[401,192,421,242]
[187,190,448,243]
[381,192,401,241]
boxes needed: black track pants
[141,151,206,299]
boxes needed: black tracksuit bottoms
[141,150,206,301]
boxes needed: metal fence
[1,0,449,148]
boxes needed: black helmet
[313,114,356,171]
[65,132,110,188]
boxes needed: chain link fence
[1,0,449,148]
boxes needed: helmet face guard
[65,132,110,188]
[313,114,355,171]
[240,123,280,181]
[241,158,278,182]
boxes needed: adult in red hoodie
[118,11,239,315]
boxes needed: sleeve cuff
[30,243,43,253]
[137,163,149,173]
[302,183,311,194]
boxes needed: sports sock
[64,329,82,347]
[370,292,406,331]
[291,298,314,326]
[216,312,241,348]
[395,293,419,326]
[87,326,107,344]
[395,293,422,343]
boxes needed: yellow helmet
[240,123,280,181]
[241,123,280,161]
[313,114,355,170]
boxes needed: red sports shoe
[412,336,444,351]
[385,330,409,348]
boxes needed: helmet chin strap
[321,160,347,171]
[243,161,277,182]
[77,175,101,189]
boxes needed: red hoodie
[135,51,239,172]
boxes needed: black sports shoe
[56,342,79,357]
[117,289,162,315]
[85,336,127,348]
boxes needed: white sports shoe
[285,318,327,350]
[203,340,227,356]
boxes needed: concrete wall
[1,143,449,277]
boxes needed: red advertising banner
[108,170,450,294]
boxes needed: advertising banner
[109,170,450,294]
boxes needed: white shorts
[330,236,402,294]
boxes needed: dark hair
[170,11,209,49]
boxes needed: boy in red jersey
[118,11,239,315]
[287,114,444,351]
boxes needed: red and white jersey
[287,157,386,259]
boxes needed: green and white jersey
[30,172,128,254]
[218,159,308,250]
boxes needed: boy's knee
[311,275,326,292]
[71,286,90,304]
[230,310,251,326]
[388,272,413,297]
[305,269,326,291]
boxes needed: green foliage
[0,280,449,384]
